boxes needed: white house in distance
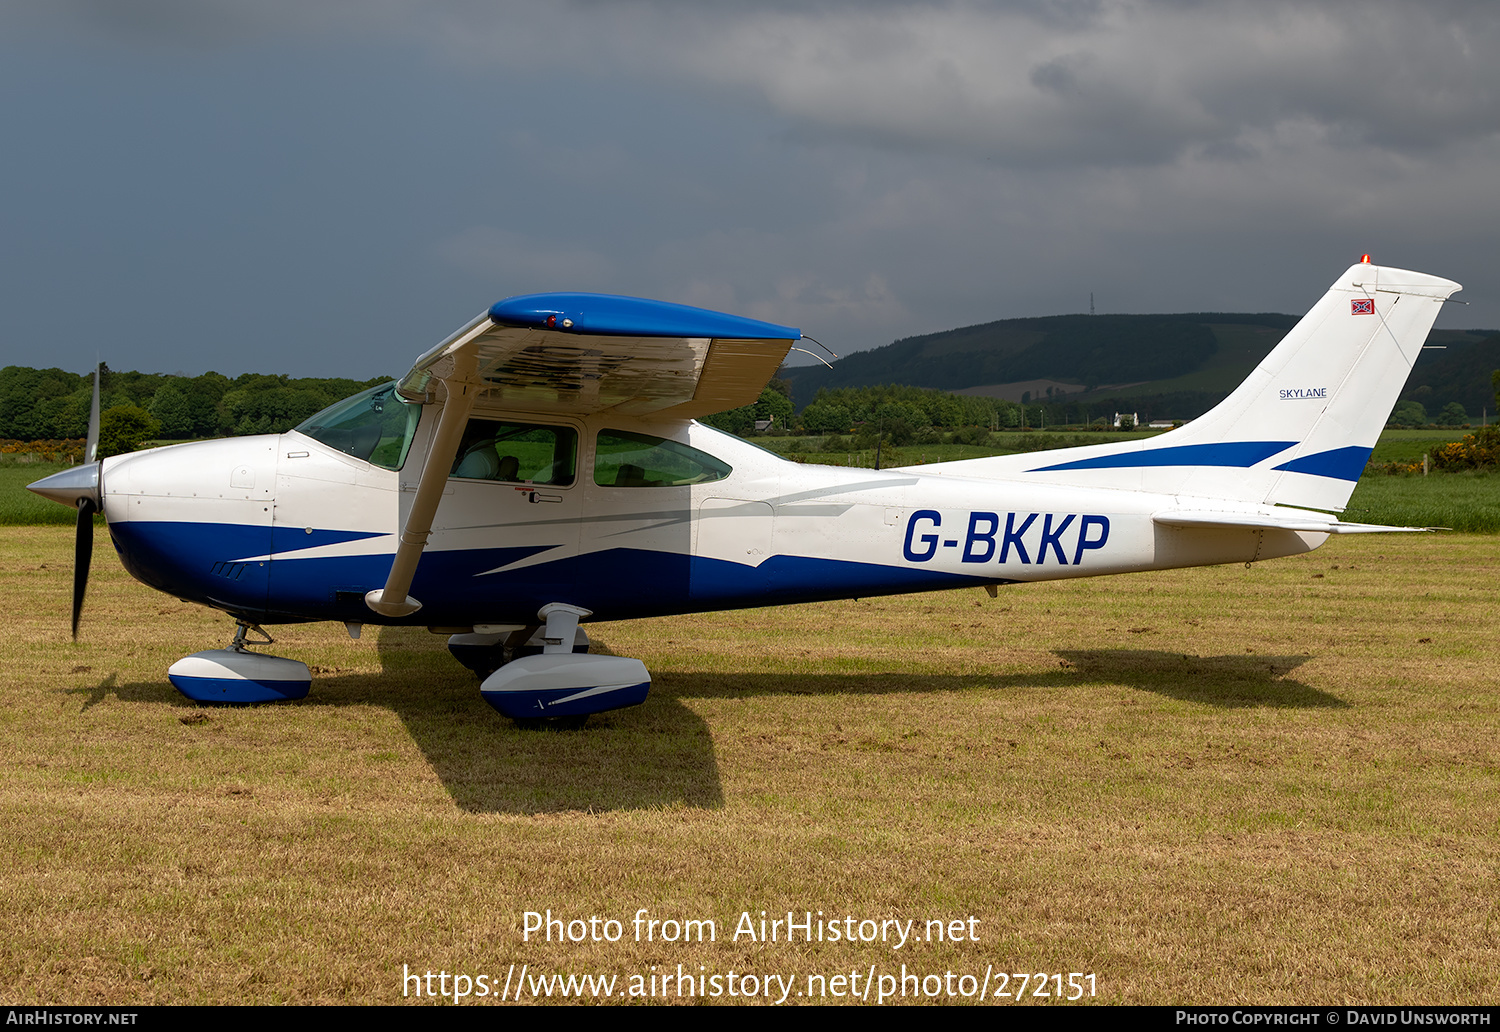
[1113,413,1183,430]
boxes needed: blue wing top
[489,292,800,341]
[401,292,801,419]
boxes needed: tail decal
[1270,445,1373,483]
[1030,440,1294,473]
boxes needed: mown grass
[2,527,1498,1004]
[0,462,78,526]
[1369,429,1473,465]
[1344,471,1500,532]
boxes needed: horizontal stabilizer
[1152,510,1432,534]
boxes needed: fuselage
[99,400,1324,629]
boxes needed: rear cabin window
[450,419,578,486]
[593,430,731,487]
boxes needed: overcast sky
[3,0,1497,379]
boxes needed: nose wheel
[167,621,312,704]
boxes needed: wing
[367,292,800,618]
[397,292,800,420]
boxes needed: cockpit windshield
[294,382,422,470]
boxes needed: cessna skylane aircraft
[29,257,1460,721]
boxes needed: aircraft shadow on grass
[60,666,724,816]
[1054,649,1346,708]
[60,636,1343,815]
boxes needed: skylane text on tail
[29,258,1460,719]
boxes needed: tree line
[700,380,1073,443]
[10,361,1493,460]
[3,364,1107,457]
[0,365,387,444]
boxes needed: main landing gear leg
[479,603,650,723]
[166,621,312,704]
[447,620,592,680]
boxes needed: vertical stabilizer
[914,260,1462,512]
[1143,260,1461,510]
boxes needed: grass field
[2,527,1497,1004]
[1369,429,1483,465]
[1344,471,1500,532]
[0,462,79,526]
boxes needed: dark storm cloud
[636,1,1500,167]
[13,0,358,44]
[0,0,1495,375]
[25,1,1500,166]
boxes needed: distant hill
[1400,333,1500,420]
[783,311,1496,423]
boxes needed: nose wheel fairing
[167,623,311,704]
[168,649,312,703]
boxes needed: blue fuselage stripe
[108,521,999,624]
[1029,441,1297,473]
[1271,445,1373,482]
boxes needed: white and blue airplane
[29,257,1460,721]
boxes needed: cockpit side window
[449,418,578,487]
[594,429,732,487]
[295,382,421,471]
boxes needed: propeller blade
[72,498,96,640]
[85,363,100,464]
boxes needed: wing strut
[366,325,489,617]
